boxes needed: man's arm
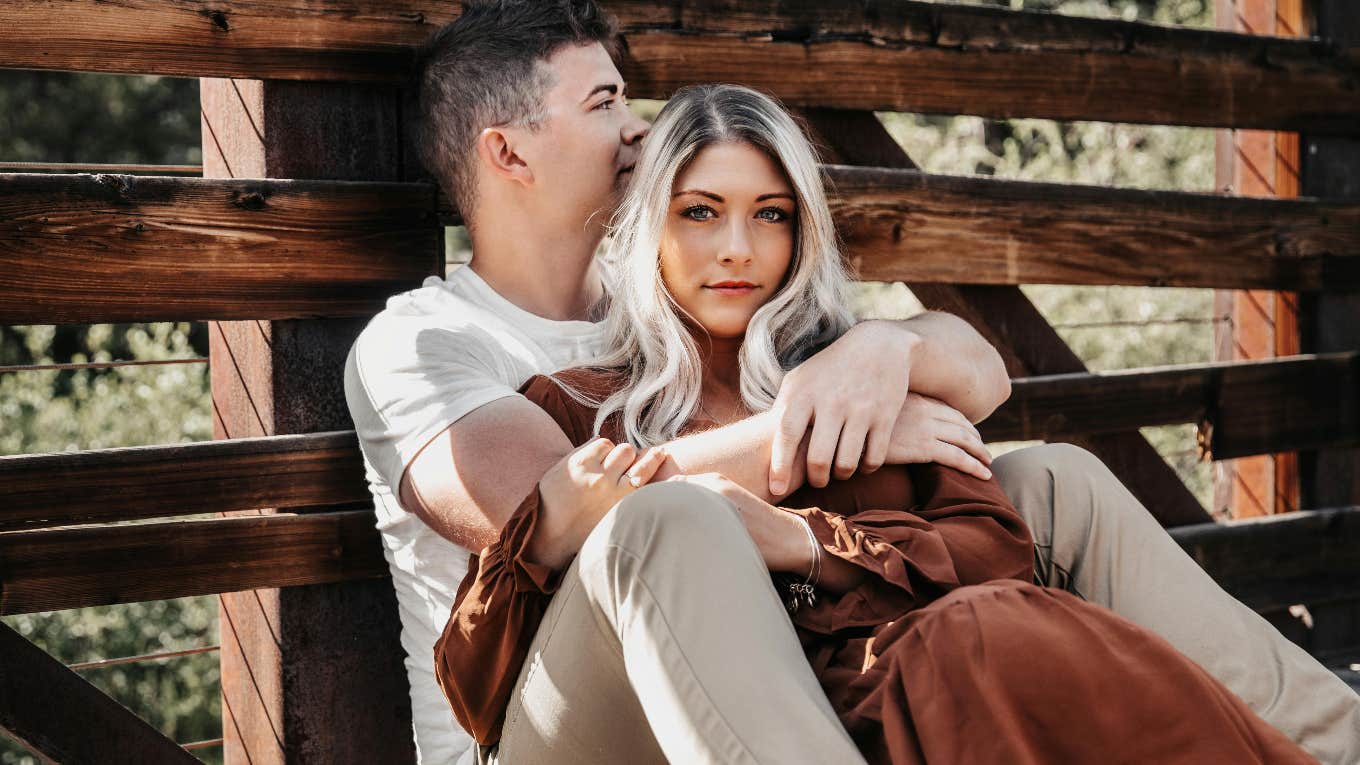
[402,310,1008,550]
[767,311,1009,494]
[400,396,574,553]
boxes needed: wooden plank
[0,172,439,323]
[827,165,1360,291]
[0,432,367,530]
[802,108,1211,527]
[202,77,417,765]
[984,353,1360,459]
[4,169,1356,326]
[2,1,1357,133]
[0,622,200,764]
[0,510,388,616]
[1171,506,1360,611]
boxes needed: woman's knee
[578,482,743,566]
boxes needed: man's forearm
[883,312,1010,423]
[653,411,805,503]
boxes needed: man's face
[515,43,649,233]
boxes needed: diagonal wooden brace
[798,108,1210,527]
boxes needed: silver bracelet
[786,514,821,614]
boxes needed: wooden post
[1300,0,1360,511]
[201,79,435,764]
[1213,0,1305,519]
[1292,0,1360,668]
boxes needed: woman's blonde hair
[575,83,854,447]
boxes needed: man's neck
[465,217,604,322]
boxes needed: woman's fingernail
[770,479,786,495]
[629,475,644,488]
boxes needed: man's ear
[475,126,534,187]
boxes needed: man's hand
[887,393,992,480]
[769,321,920,494]
[528,438,667,570]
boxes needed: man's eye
[757,207,789,222]
[682,205,716,221]
[594,99,615,110]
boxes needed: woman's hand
[528,438,667,570]
[666,472,810,574]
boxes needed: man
[344,1,1360,762]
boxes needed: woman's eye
[594,98,615,111]
[757,207,790,222]
[682,205,716,221]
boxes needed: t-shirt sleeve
[344,316,521,492]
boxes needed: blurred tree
[1,71,220,764]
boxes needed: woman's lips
[704,283,758,296]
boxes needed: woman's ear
[475,126,534,187]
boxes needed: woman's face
[660,140,796,340]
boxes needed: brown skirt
[832,581,1315,764]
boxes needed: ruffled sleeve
[781,463,1033,634]
[432,369,622,745]
[433,486,564,745]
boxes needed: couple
[343,1,1360,763]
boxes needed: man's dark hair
[414,0,619,220]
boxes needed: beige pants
[998,443,1359,765]
[489,444,1360,764]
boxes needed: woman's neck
[694,332,746,424]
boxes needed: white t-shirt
[343,266,605,764]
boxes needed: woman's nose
[719,222,755,265]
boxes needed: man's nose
[622,109,649,146]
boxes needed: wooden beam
[1171,506,1360,611]
[802,108,1211,527]
[0,172,439,323]
[0,432,367,530]
[4,168,1356,326]
[0,510,388,616]
[986,353,1360,459]
[0,622,200,764]
[2,1,1357,133]
[828,165,1360,291]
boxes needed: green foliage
[0,71,218,762]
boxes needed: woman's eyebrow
[756,192,795,202]
[673,189,723,201]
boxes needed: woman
[436,84,1313,763]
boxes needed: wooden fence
[1,1,1357,762]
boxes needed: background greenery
[2,0,1222,759]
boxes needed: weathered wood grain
[5,169,1358,326]
[1171,506,1360,611]
[0,431,367,530]
[0,623,200,764]
[827,165,1360,291]
[0,172,440,323]
[0,510,387,615]
[986,352,1360,459]
[0,1,1356,132]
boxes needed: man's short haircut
[414,0,619,220]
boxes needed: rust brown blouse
[435,369,1314,764]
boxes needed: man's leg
[495,482,866,765]
[993,442,1360,764]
